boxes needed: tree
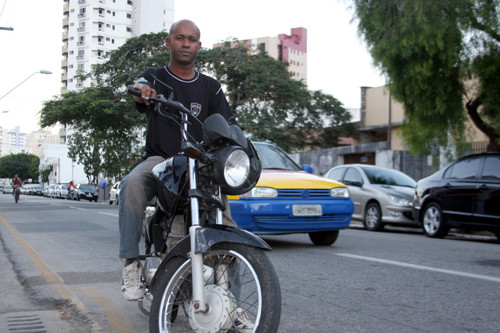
[40,32,353,176]
[40,165,52,184]
[40,86,144,182]
[199,43,353,151]
[0,153,40,181]
[353,0,500,154]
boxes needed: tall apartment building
[61,0,174,93]
[0,126,60,157]
[215,27,308,84]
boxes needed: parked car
[109,181,121,205]
[324,164,417,231]
[228,142,354,246]
[31,185,44,196]
[55,183,69,199]
[44,184,57,198]
[414,152,500,240]
[3,185,13,194]
[72,184,98,202]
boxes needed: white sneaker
[121,261,144,301]
[234,307,254,332]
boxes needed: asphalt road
[0,193,499,332]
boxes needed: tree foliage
[200,42,354,151]
[39,32,353,178]
[353,0,500,153]
[40,86,144,181]
[0,153,40,181]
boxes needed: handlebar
[127,85,191,115]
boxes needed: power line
[0,0,7,19]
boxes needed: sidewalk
[0,231,80,332]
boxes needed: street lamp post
[0,70,52,101]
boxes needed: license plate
[292,204,322,216]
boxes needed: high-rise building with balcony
[61,0,174,93]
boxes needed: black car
[413,152,500,240]
[72,184,98,202]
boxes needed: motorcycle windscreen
[152,155,188,217]
[202,113,248,149]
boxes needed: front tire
[422,202,448,238]
[308,230,339,246]
[364,202,384,231]
[149,243,281,333]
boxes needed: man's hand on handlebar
[133,83,157,106]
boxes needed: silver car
[324,164,417,231]
[109,181,121,205]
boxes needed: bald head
[169,19,200,40]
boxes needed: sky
[0,0,385,134]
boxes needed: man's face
[166,21,201,66]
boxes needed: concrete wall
[291,142,436,181]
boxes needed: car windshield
[361,166,416,187]
[255,143,301,171]
[80,185,95,191]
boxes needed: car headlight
[331,187,349,198]
[388,194,412,206]
[240,187,278,198]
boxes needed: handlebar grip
[127,85,142,97]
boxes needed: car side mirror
[345,180,363,187]
[302,165,313,174]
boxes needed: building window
[127,13,131,19]
[126,27,132,32]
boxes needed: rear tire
[422,202,448,238]
[150,243,281,333]
[308,230,339,246]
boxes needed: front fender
[150,225,271,287]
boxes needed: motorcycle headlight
[214,146,250,189]
[224,149,250,187]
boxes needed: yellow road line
[75,285,137,333]
[0,213,102,332]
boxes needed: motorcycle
[127,79,281,332]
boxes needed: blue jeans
[118,156,165,259]
[118,155,237,259]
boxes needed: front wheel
[422,202,448,238]
[308,230,339,246]
[149,243,281,333]
[364,202,384,231]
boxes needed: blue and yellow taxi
[228,142,354,245]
